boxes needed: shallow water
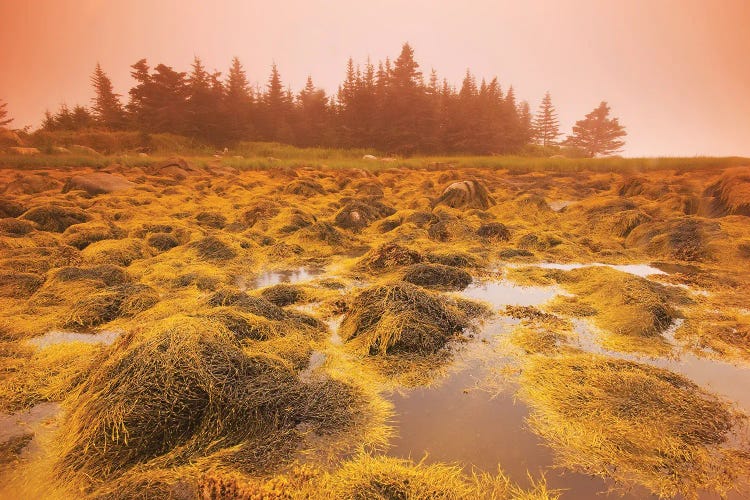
[237,267,323,290]
[535,261,667,278]
[460,279,559,309]
[387,276,750,499]
[0,402,60,454]
[27,329,121,348]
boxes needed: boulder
[4,174,60,194]
[432,180,496,210]
[70,145,101,155]
[62,173,136,196]
[0,128,22,148]
[362,154,378,160]
[8,147,40,156]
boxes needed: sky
[1,0,749,157]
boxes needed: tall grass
[1,134,747,173]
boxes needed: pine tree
[296,76,329,147]
[565,101,627,157]
[0,99,12,127]
[186,57,222,142]
[90,63,125,129]
[150,64,188,134]
[261,63,293,142]
[224,57,253,142]
[127,59,154,129]
[384,43,426,154]
[532,92,561,147]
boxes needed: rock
[154,157,194,171]
[432,180,496,210]
[137,152,149,158]
[70,145,100,155]
[4,174,60,194]
[0,128,23,147]
[8,147,40,155]
[62,173,136,196]
[157,165,189,180]
[53,146,71,154]
[362,155,378,160]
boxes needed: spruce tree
[90,63,125,129]
[565,101,627,157]
[0,100,12,127]
[186,57,222,142]
[532,91,561,147]
[296,76,329,147]
[224,57,253,142]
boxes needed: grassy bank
[1,149,748,174]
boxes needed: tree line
[27,43,626,156]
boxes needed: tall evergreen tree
[296,76,330,147]
[127,59,154,129]
[565,101,627,157]
[383,43,427,154]
[224,56,253,142]
[90,63,125,129]
[532,92,561,147]
[186,57,223,142]
[149,64,188,134]
[261,63,294,142]
[0,99,13,127]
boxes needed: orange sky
[1,0,749,156]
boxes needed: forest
[30,43,626,157]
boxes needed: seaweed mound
[58,316,369,483]
[334,198,396,232]
[260,284,306,306]
[402,263,472,291]
[703,167,750,217]
[21,205,90,232]
[284,178,325,196]
[477,222,510,241]
[340,282,477,355]
[189,236,237,261]
[520,352,750,498]
[357,243,423,273]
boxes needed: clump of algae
[519,352,750,499]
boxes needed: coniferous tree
[296,76,329,147]
[127,59,154,129]
[149,64,188,134]
[261,63,294,142]
[0,100,13,127]
[224,57,253,142]
[565,101,627,157]
[517,100,533,146]
[384,43,427,154]
[532,91,561,147]
[90,63,125,129]
[186,57,223,142]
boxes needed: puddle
[27,330,121,348]
[238,267,323,290]
[535,262,667,278]
[0,402,60,456]
[460,280,558,309]
[549,200,573,211]
[300,351,327,382]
